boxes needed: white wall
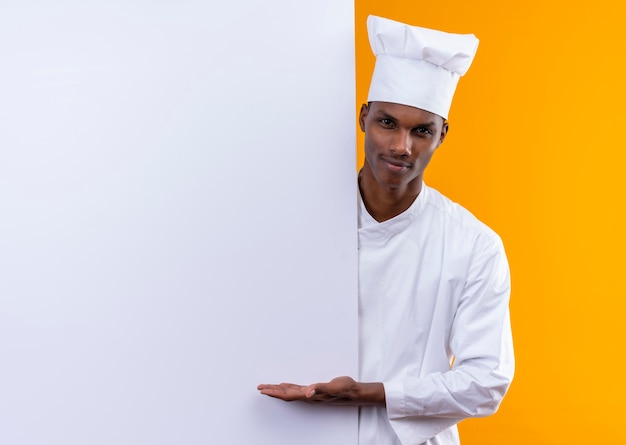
[0,2,358,444]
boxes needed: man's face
[359,101,448,192]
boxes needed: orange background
[355,1,626,443]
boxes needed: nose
[389,130,411,156]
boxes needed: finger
[310,381,333,397]
[259,389,285,398]
[259,387,289,399]
[259,383,309,401]
[257,383,297,391]
[305,385,317,398]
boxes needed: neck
[358,168,422,222]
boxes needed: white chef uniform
[358,184,514,445]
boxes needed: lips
[381,156,411,173]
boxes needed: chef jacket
[358,183,514,445]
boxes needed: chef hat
[367,15,479,120]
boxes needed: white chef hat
[367,15,479,120]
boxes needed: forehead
[369,101,442,124]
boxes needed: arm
[384,235,514,443]
[257,376,385,406]
[258,234,514,444]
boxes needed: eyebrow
[374,110,438,127]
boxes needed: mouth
[381,156,411,173]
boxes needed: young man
[258,15,514,445]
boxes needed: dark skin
[257,101,448,406]
[358,101,448,222]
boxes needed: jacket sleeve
[384,235,515,444]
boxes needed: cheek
[412,145,437,167]
[364,130,389,151]
[363,136,379,158]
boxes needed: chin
[378,178,409,190]
[376,172,413,187]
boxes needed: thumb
[305,385,317,398]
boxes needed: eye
[413,127,433,136]
[378,118,395,128]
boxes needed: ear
[437,121,449,147]
[358,103,369,132]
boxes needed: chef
[258,15,514,445]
